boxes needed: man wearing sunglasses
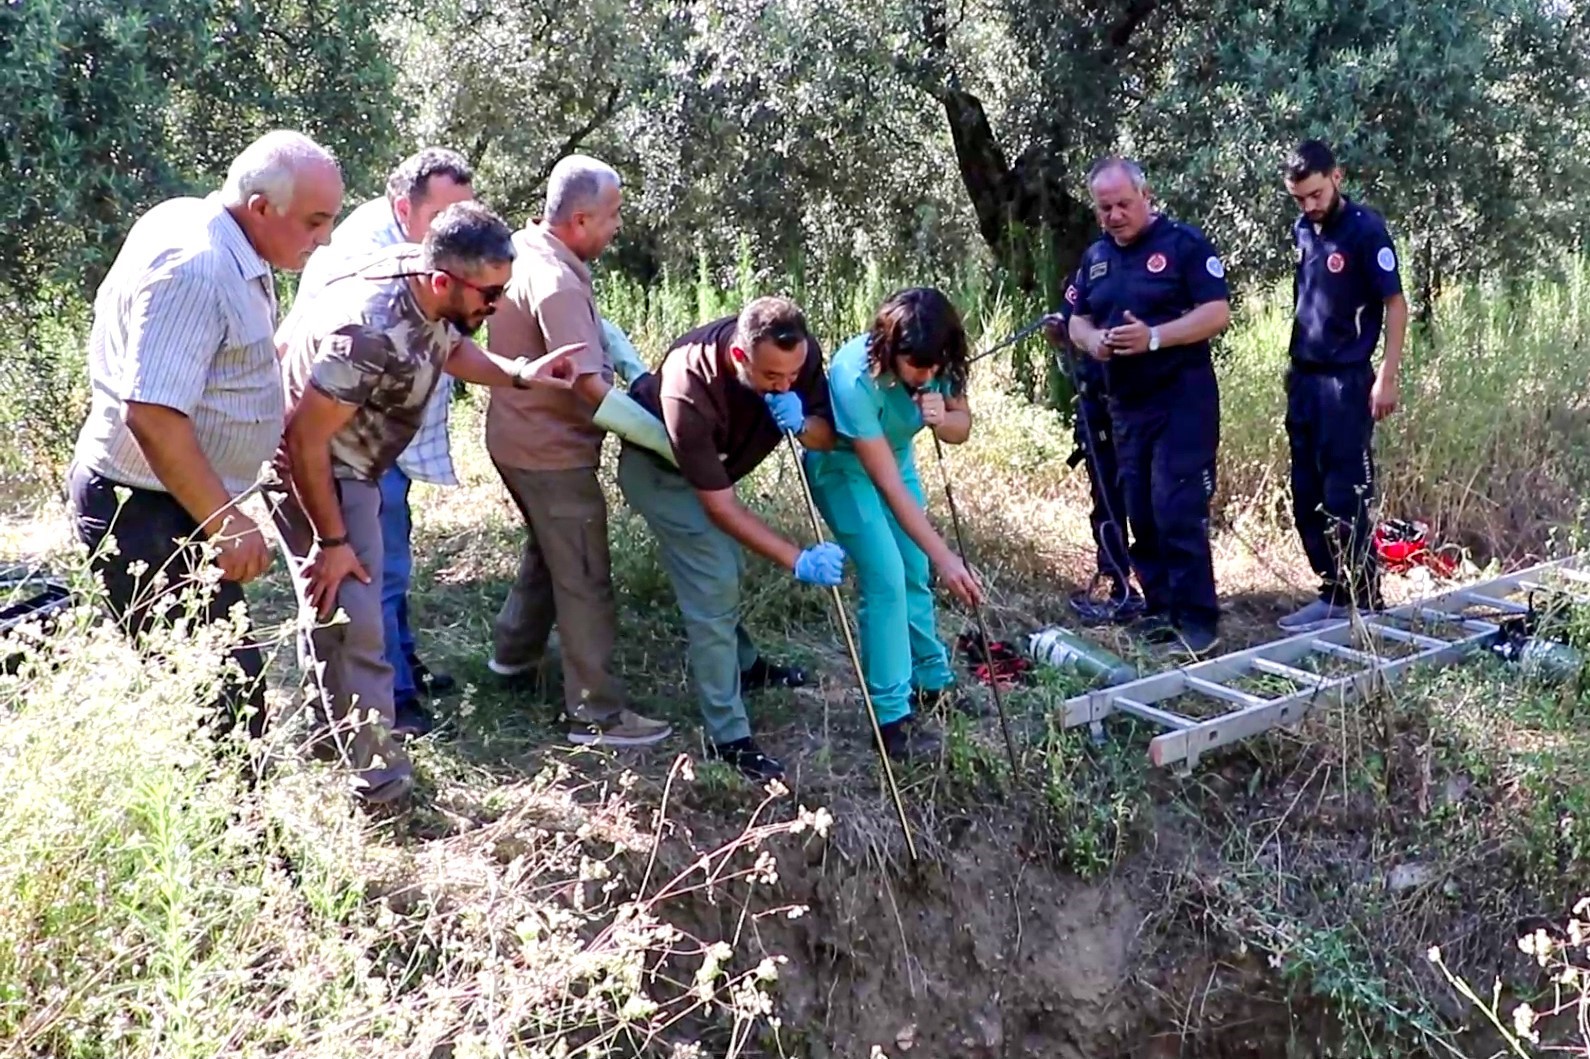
[282,147,477,739]
[273,202,580,804]
[483,154,675,749]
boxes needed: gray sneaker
[568,709,673,748]
[1277,599,1352,633]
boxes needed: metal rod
[967,316,1048,365]
[782,433,918,862]
[929,433,1020,773]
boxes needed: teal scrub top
[828,334,950,458]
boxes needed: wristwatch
[510,365,530,389]
[316,535,350,549]
[1148,326,1162,352]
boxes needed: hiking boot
[567,709,673,748]
[1277,599,1352,634]
[410,658,456,696]
[880,713,943,763]
[913,685,989,718]
[1167,624,1221,659]
[708,737,786,781]
[741,657,809,693]
[391,696,437,739]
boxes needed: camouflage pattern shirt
[277,246,460,482]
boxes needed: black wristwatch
[316,535,350,549]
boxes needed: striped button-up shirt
[283,196,458,486]
[72,194,284,497]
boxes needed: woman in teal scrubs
[806,287,984,763]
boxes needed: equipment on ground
[1027,626,1137,687]
[1373,518,1457,579]
[1,566,74,674]
[1058,555,1589,770]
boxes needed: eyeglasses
[441,270,506,306]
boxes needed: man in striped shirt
[68,129,344,738]
[283,147,476,735]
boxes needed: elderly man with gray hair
[274,201,581,804]
[68,128,344,739]
[484,153,674,748]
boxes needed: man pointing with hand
[1069,157,1232,656]
[620,296,843,780]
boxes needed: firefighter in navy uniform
[1044,269,1141,623]
[1068,157,1232,656]
[1277,140,1407,632]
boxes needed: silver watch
[1148,326,1161,352]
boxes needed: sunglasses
[441,270,507,306]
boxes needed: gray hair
[221,130,338,213]
[544,154,621,225]
[386,147,474,206]
[1086,156,1149,194]
[421,201,515,274]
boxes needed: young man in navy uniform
[1044,269,1140,623]
[1068,157,1232,656]
[1277,140,1407,632]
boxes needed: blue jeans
[378,465,418,702]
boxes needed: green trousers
[616,446,760,745]
[805,448,954,725]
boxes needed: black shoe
[913,686,989,718]
[880,714,943,762]
[409,659,456,696]
[741,657,809,694]
[708,738,786,781]
[392,696,437,739]
[1168,624,1221,658]
[1131,612,1178,643]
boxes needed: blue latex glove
[764,391,806,434]
[793,542,846,587]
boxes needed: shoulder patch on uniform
[1064,284,1077,305]
[1088,260,1108,280]
[1377,247,1397,272]
[1206,256,1225,279]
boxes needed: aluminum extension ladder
[1059,555,1589,770]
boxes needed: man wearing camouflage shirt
[272,202,578,803]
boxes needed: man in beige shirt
[485,155,674,747]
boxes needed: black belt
[1289,358,1372,375]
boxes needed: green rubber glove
[593,388,677,466]
[600,319,650,386]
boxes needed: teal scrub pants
[806,448,954,724]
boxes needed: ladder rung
[1313,641,1379,667]
[1557,568,1590,586]
[1519,580,1590,606]
[1409,607,1500,635]
[1366,623,1453,651]
[1250,658,1329,687]
[1184,676,1270,708]
[1112,697,1196,731]
[1461,592,1531,615]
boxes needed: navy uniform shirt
[1290,195,1402,367]
[1058,268,1106,391]
[1072,215,1230,405]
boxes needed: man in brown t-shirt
[483,154,674,748]
[619,296,848,780]
[272,202,578,804]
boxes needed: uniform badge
[1327,252,1346,273]
[1206,256,1225,278]
[1146,252,1167,274]
[1377,247,1397,272]
[1088,261,1108,280]
[1064,285,1077,305]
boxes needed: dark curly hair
[866,287,969,396]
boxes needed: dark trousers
[1286,362,1380,607]
[67,463,266,736]
[1075,378,1133,587]
[1112,363,1221,630]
